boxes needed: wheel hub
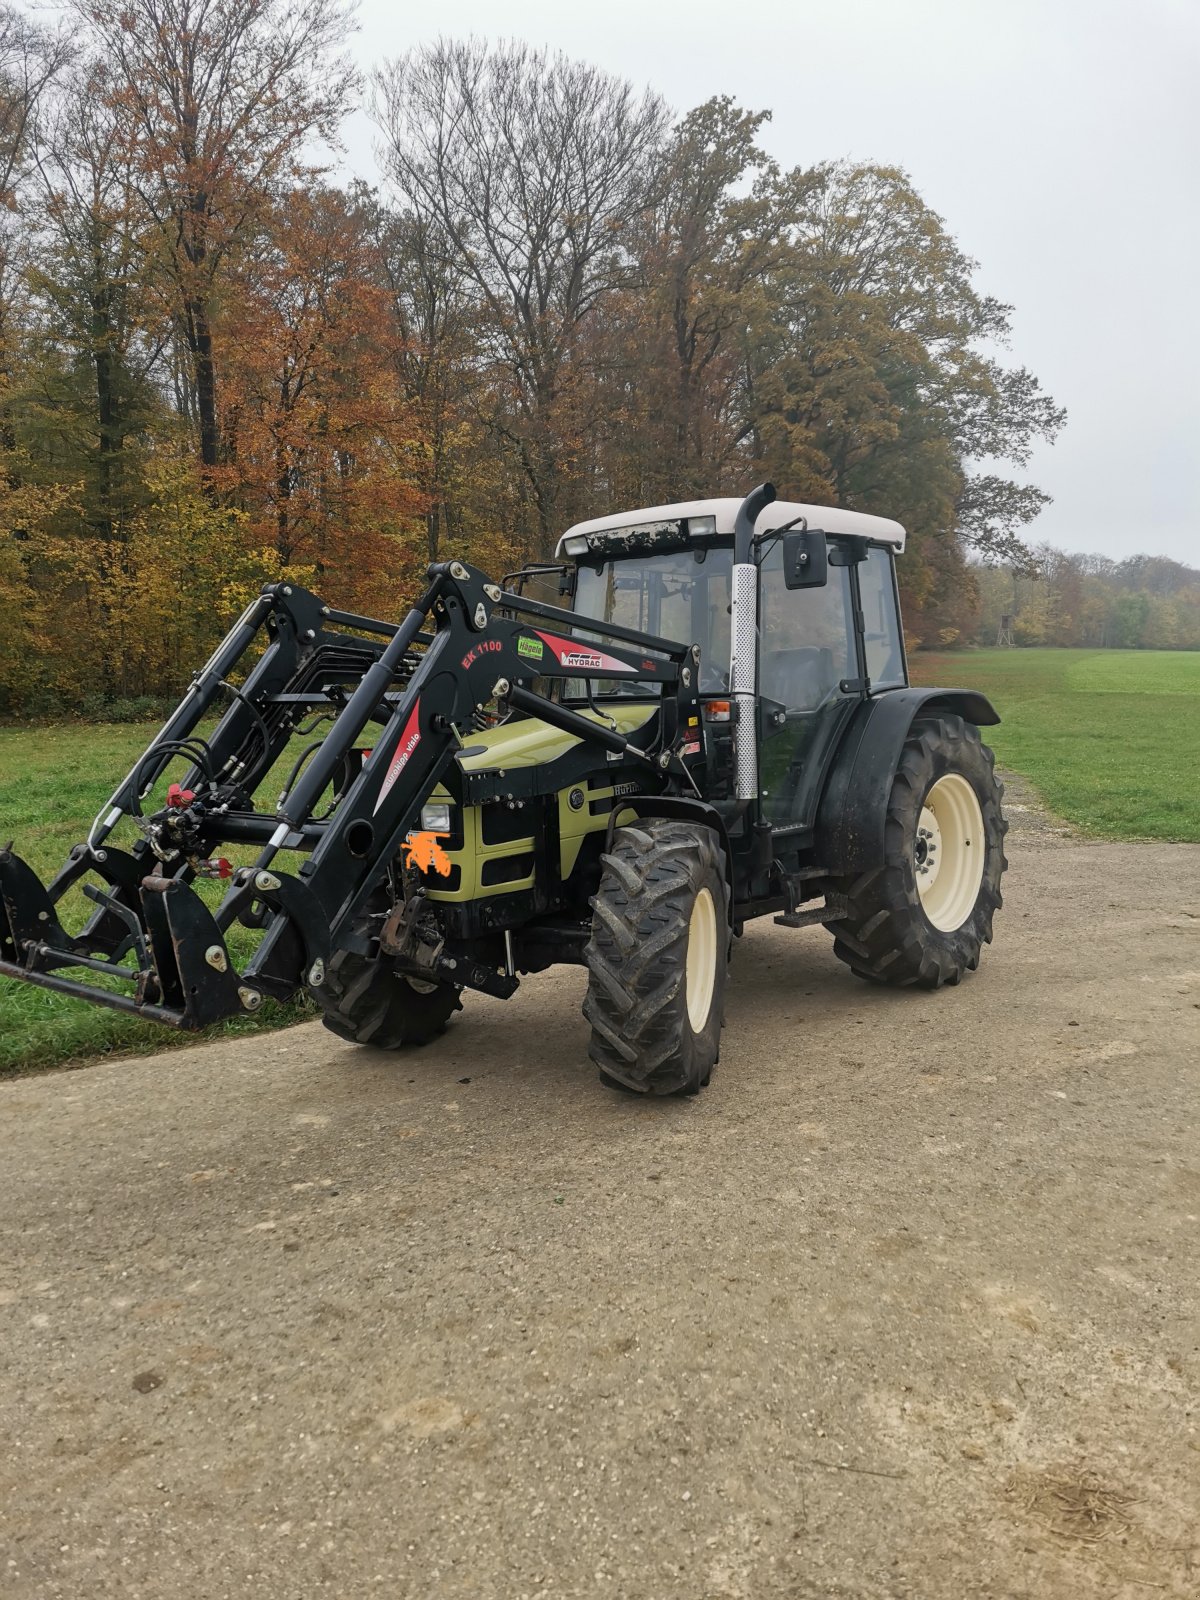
[915,808,942,877]
[914,773,986,932]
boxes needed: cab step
[774,895,847,930]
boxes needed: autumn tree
[755,162,1064,531]
[0,4,69,398]
[373,201,483,561]
[215,183,428,616]
[597,96,786,504]
[737,161,1064,638]
[26,60,169,545]
[76,0,358,472]
[376,40,667,546]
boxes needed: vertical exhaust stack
[729,482,776,801]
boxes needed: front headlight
[420,802,452,834]
[562,534,590,556]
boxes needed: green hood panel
[421,703,657,905]
[451,703,656,773]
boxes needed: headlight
[420,802,452,834]
[687,514,717,537]
[563,534,590,556]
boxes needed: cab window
[859,546,906,689]
[572,549,733,695]
[757,542,854,713]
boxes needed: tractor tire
[316,943,462,1049]
[824,713,1007,989]
[583,819,729,1095]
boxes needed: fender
[605,794,735,900]
[814,687,1000,877]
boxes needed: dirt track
[2,799,1198,1599]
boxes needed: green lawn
[0,722,313,1075]
[910,648,1200,842]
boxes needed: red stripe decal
[534,631,639,674]
[373,703,422,814]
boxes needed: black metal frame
[1,560,702,1029]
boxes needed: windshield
[571,548,733,695]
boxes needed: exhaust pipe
[728,482,776,801]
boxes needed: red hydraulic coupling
[195,856,234,879]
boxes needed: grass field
[2,647,1196,1075]
[910,648,1200,842]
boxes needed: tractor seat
[760,646,838,713]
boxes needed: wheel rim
[685,887,718,1032]
[915,773,986,932]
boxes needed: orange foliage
[213,187,430,618]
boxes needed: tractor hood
[452,703,657,773]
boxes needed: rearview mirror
[782,529,828,589]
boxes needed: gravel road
[2,798,1198,1599]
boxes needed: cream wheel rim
[685,887,718,1032]
[915,774,985,932]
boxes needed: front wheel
[316,940,462,1048]
[583,819,729,1094]
[825,713,1008,989]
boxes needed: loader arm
[0,560,702,1031]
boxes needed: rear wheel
[316,937,462,1049]
[583,819,729,1095]
[825,713,1007,988]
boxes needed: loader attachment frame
[1,560,702,1030]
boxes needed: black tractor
[0,484,1007,1094]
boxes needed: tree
[376,39,667,545]
[215,182,427,615]
[0,4,69,398]
[27,60,168,544]
[374,201,481,561]
[738,160,1064,636]
[76,0,357,472]
[603,96,785,503]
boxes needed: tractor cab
[554,497,909,828]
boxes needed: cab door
[755,539,861,829]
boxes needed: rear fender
[814,688,1000,877]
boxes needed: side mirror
[782,529,828,589]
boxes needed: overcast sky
[341,0,1197,564]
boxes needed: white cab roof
[557,497,906,555]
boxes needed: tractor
[0,484,1007,1094]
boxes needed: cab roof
[556,497,906,556]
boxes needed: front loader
[0,484,1008,1094]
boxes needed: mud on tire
[824,713,1008,989]
[583,819,729,1095]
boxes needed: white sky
[341,0,1199,565]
